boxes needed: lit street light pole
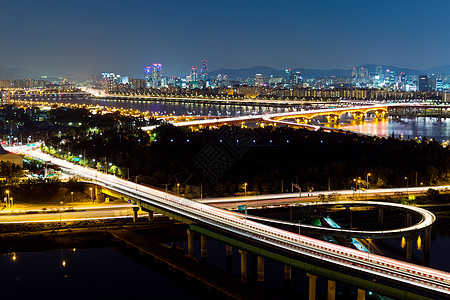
[177,183,180,195]
[59,201,63,226]
[405,177,408,194]
[366,173,371,187]
[244,182,247,196]
[6,190,10,208]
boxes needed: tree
[0,161,23,185]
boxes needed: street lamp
[6,190,10,208]
[59,201,63,226]
[366,173,371,187]
[357,180,361,198]
[71,192,74,205]
[244,183,247,196]
[405,177,408,194]
[89,187,93,203]
[177,183,180,195]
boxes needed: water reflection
[340,116,450,141]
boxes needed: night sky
[1,0,449,78]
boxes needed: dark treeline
[0,105,156,143]
[43,122,450,198]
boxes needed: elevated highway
[12,146,450,299]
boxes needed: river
[28,95,450,141]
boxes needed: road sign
[238,205,246,212]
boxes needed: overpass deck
[11,146,450,299]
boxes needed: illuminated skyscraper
[418,75,429,91]
[294,72,303,85]
[436,79,443,91]
[389,70,396,85]
[0,90,11,105]
[144,64,163,88]
[284,69,294,85]
[190,66,198,82]
[255,74,265,87]
[200,59,208,82]
[376,64,383,77]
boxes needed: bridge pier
[378,207,384,224]
[284,265,291,280]
[239,250,248,283]
[357,289,365,300]
[405,212,412,227]
[283,265,292,288]
[187,229,194,259]
[406,237,413,262]
[200,235,207,261]
[307,273,317,300]
[424,226,431,255]
[257,256,264,282]
[147,211,154,222]
[132,207,139,223]
[326,115,340,124]
[226,245,233,273]
[352,112,365,121]
[327,280,336,300]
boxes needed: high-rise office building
[200,59,208,82]
[144,64,163,88]
[284,69,294,85]
[1,90,11,105]
[436,79,443,91]
[190,66,198,82]
[255,74,265,87]
[418,75,429,91]
[376,64,383,77]
[389,70,396,85]
[294,72,303,85]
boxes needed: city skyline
[1,0,450,78]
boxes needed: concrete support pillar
[257,256,264,282]
[424,226,431,255]
[132,207,139,223]
[284,265,292,289]
[226,244,233,273]
[405,212,412,227]
[378,207,384,224]
[187,230,194,259]
[327,280,336,300]
[147,211,154,222]
[307,273,317,300]
[226,244,233,256]
[200,235,207,260]
[284,265,292,280]
[406,237,413,262]
[357,289,365,300]
[239,250,248,283]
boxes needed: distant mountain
[358,64,421,76]
[291,67,351,78]
[210,66,285,79]
[209,64,450,79]
[422,65,450,75]
[0,67,43,79]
